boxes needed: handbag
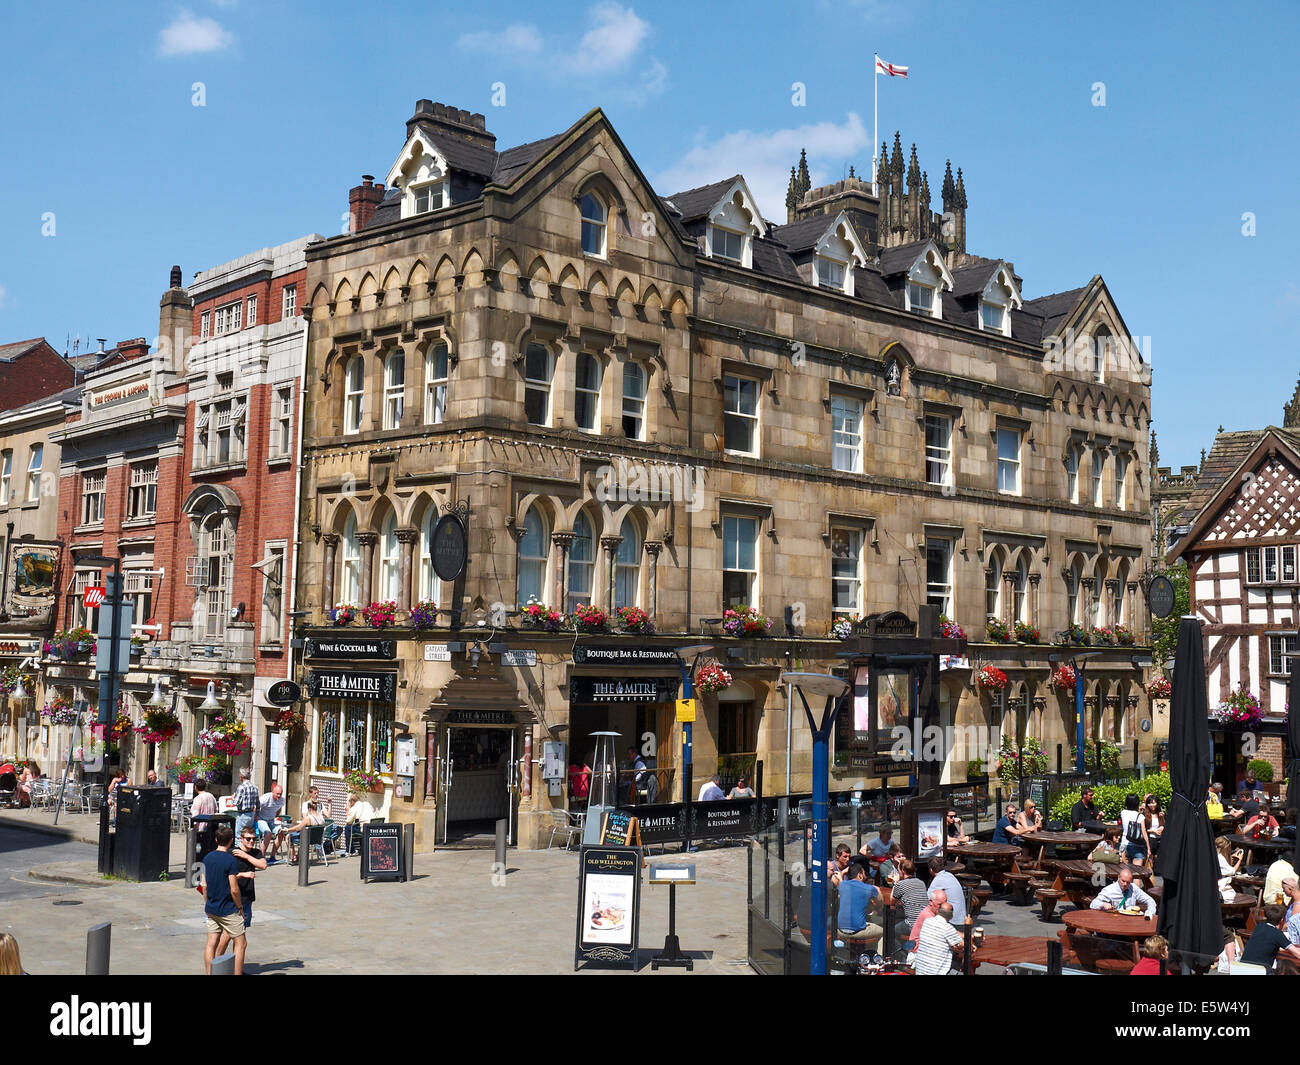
[1124,815,1143,844]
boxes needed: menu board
[575,845,642,970]
[360,822,406,883]
[602,809,636,846]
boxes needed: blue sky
[1,0,1296,468]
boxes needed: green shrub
[1048,772,1172,825]
[1070,738,1121,776]
[1247,759,1274,783]
[966,759,986,779]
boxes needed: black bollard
[185,823,197,887]
[404,822,415,882]
[1046,936,1063,975]
[494,818,507,872]
[85,922,111,975]
[297,829,309,887]
[211,952,236,975]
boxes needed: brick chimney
[116,337,150,360]
[405,99,495,151]
[349,175,385,234]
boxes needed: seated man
[909,886,947,947]
[828,843,854,888]
[991,803,1024,845]
[1241,904,1300,970]
[913,902,967,975]
[1264,857,1297,904]
[281,801,326,863]
[1090,867,1156,916]
[1244,809,1281,834]
[890,859,929,942]
[255,783,287,860]
[945,808,970,845]
[1070,786,1104,831]
[835,863,882,943]
[343,791,379,853]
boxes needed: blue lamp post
[1051,649,1100,773]
[676,644,712,852]
[781,670,850,976]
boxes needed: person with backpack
[1120,792,1150,866]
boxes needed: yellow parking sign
[675,698,696,723]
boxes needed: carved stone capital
[395,528,419,545]
[643,539,663,560]
[355,531,379,547]
[321,533,340,548]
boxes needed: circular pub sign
[1147,575,1176,619]
[266,680,303,707]
[431,514,468,582]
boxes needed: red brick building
[43,238,318,783]
[0,338,76,413]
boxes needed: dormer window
[711,226,745,263]
[907,281,935,314]
[817,257,846,290]
[980,301,1005,333]
[580,193,607,257]
[412,180,444,215]
[978,265,1021,337]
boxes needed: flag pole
[873,53,879,194]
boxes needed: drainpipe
[0,521,12,621]
[281,309,311,790]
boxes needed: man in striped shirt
[913,903,965,975]
[233,768,259,840]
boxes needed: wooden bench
[970,887,994,919]
[1035,887,1066,922]
[1003,871,1035,906]
[1096,957,1136,975]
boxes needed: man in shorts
[200,824,245,974]
[232,826,267,939]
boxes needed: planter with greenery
[1049,772,1173,825]
[985,616,1012,643]
[1247,759,1274,783]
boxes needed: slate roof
[750,237,802,283]
[949,259,1001,299]
[490,133,566,186]
[769,215,838,254]
[662,177,743,223]
[878,240,933,277]
[1180,429,1300,525]
[408,123,498,179]
[0,338,48,362]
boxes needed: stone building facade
[291,100,1154,850]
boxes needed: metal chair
[306,823,330,866]
[548,809,581,850]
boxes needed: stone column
[322,534,339,613]
[1002,573,1017,626]
[644,540,662,624]
[1080,577,1095,627]
[1028,573,1041,630]
[396,528,419,611]
[601,535,623,612]
[1126,582,1139,637]
[551,532,574,612]
[357,531,378,605]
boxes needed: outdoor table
[1062,908,1156,939]
[1220,892,1258,925]
[1021,830,1100,866]
[947,842,1026,889]
[1226,833,1291,866]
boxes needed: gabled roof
[770,214,842,254]
[490,133,567,186]
[662,177,744,223]
[1167,426,1300,563]
[1021,285,1089,336]
[0,338,49,363]
[400,123,498,180]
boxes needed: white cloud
[654,113,870,223]
[574,3,649,74]
[158,10,234,56]
[458,22,543,56]
[639,58,668,97]
[0,283,7,310]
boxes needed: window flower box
[361,600,397,630]
[1013,620,1039,643]
[522,599,565,632]
[722,606,771,638]
[939,615,966,640]
[976,665,1008,691]
[616,606,653,635]
[572,604,608,634]
[330,603,357,626]
[985,617,1012,643]
[408,600,439,630]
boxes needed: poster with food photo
[582,874,632,944]
[917,812,944,858]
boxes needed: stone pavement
[0,807,1072,975]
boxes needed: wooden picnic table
[1226,833,1291,866]
[1045,858,1153,884]
[1021,830,1100,866]
[1062,908,1156,939]
[947,842,1031,890]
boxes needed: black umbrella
[1155,617,1223,965]
[1288,659,1300,870]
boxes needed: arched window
[1066,557,1083,625]
[1093,328,1112,384]
[517,507,548,606]
[614,517,640,610]
[418,507,442,604]
[1114,561,1130,626]
[1092,562,1108,627]
[202,513,230,637]
[580,193,607,257]
[575,353,602,432]
[985,551,1003,621]
[424,343,449,425]
[1065,440,1082,503]
[1092,448,1106,507]
[383,350,405,429]
[622,362,646,440]
[379,512,401,602]
[524,343,553,426]
[344,356,364,434]
[341,513,361,603]
[1013,555,1029,624]
[567,511,594,611]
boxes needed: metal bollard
[1046,936,1063,975]
[185,824,197,887]
[297,829,309,887]
[211,951,236,975]
[404,822,415,882]
[494,818,507,871]
[85,922,111,975]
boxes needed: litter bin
[113,786,172,881]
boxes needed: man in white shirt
[301,784,332,820]
[255,783,287,860]
[1264,857,1297,904]
[913,903,966,975]
[1090,867,1157,917]
[343,792,378,854]
[697,775,725,802]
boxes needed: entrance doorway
[437,725,517,848]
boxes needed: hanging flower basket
[939,615,966,640]
[108,712,134,743]
[408,600,439,630]
[1215,686,1263,727]
[135,708,181,744]
[330,603,357,626]
[274,707,306,733]
[522,598,565,632]
[615,606,653,635]
[1145,676,1172,700]
[199,710,250,757]
[722,606,771,638]
[361,600,397,630]
[169,752,224,784]
[1051,665,1078,692]
[40,698,82,726]
[985,617,1012,643]
[976,665,1009,692]
[695,662,733,694]
[344,769,385,795]
[1013,620,1040,643]
[571,604,608,634]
